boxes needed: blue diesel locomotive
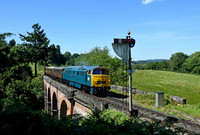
[44,66,111,96]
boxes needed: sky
[1,0,200,61]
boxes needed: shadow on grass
[107,91,128,99]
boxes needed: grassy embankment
[132,70,200,105]
[111,70,200,119]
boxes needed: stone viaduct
[43,75,105,119]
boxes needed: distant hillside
[133,59,169,64]
[132,70,200,105]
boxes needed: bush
[0,105,188,135]
[2,76,44,110]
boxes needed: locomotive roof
[45,66,65,70]
[45,66,108,71]
[65,66,102,71]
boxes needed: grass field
[132,70,200,105]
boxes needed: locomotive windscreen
[92,68,109,75]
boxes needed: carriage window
[92,69,109,75]
[77,71,79,75]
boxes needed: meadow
[132,70,200,105]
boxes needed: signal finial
[127,29,131,35]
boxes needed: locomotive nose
[93,75,110,87]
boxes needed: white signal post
[128,31,133,115]
[112,31,136,115]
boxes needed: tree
[0,33,13,74]
[170,52,188,72]
[160,60,170,71]
[75,46,110,66]
[183,51,200,74]
[8,39,16,47]
[133,64,145,70]
[64,51,71,65]
[75,46,128,85]
[145,62,160,70]
[48,44,65,66]
[67,53,80,66]
[55,45,65,65]
[19,23,50,77]
[9,44,28,65]
[0,33,13,42]
[47,44,56,64]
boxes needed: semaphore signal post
[112,30,136,115]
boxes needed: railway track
[104,92,200,134]
[75,89,200,134]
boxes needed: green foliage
[8,45,27,64]
[63,51,71,62]
[0,103,52,135]
[0,32,44,111]
[48,44,66,66]
[160,60,170,71]
[66,53,80,66]
[19,23,50,76]
[75,46,128,85]
[108,57,129,86]
[134,51,200,75]
[145,62,160,70]
[0,34,29,76]
[171,104,200,119]
[0,33,13,43]
[29,76,44,104]
[1,64,33,89]
[170,52,188,72]
[29,62,44,76]
[183,51,200,74]
[134,94,155,106]
[134,60,171,71]
[0,34,12,73]
[0,107,187,134]
[2,76,44,110]
[75,46,110,66]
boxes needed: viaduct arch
[43,75,91,119]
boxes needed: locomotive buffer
[112,30,136,116]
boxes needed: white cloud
[142,0,154,5]
[142,0,164,5]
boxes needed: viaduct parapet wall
[43,75,106,119]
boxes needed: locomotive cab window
[87,70,91,74]
[92,68,109,75]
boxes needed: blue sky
[1,0,200,60]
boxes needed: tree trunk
[35,61,37,77]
